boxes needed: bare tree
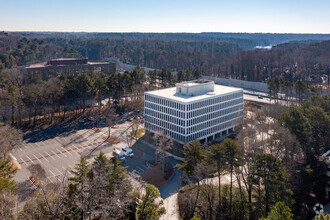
[27,163,68,220]
[27,163,47,182]
[1,68,26,126]
[129,84,145,112]
[154,131,172,172]
[125,130,133,147]
[105,107,118,138]
[131,119,140,139]
[0,124,22,158]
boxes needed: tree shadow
[17,179,36,203]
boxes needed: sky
[1,0,330,33]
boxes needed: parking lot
[13,120,139,185]
[12,117,182,208]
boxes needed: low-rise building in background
[26,58,117,79]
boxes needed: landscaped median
[140,161,174,187]
[130,128,145,139]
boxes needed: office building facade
[144,80,243,145]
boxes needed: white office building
[144,80,244,145]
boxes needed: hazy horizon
[1,0,330,34]
[4,31,330,35]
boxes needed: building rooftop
[145,83,242,103]
[176,79,214,96]
[26,60,113,69]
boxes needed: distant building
[47,58,88,66]
[26,58,117,79]
[144,80,244,145]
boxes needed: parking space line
[55,168,63,176]
[51,150,61,159]
[68,146,80,155]
[20,157,28,166]
[47,177,54,183]
[26,143,33,149]
[71,145,80,151]
[49,169,56,177]
[62,166,68,172]
[39,153,49,162]
[45,151,55,161]
[68,145,77,153]
[82,143,89,148]
[61,147,73,156]
[34,142,42,148]
[33,154,42,164]
[57,148,67,157]
[26,155,34,164]
[137,167,145,172]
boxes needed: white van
[113,149,125,161]
[122,147,134,158]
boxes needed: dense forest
[1,31,330,219]
[1,31,330,85]
[12,31,330,46]
[177,96,330,219]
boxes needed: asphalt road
[128,139,183,199]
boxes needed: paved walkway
[160,193,179,220]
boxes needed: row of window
[187,104,243,126]
[145,122,185,142]
[145,92,243,113]
[145,97,243,120]
[145,108,185,125]
[145,102,243,129]
[145,102,185,118]
[187,92,242,111]
[188,98,243,119]
[145,111,242,137]
[145,117,242,144]
[186,118,242,143]
[187,111,243,133]
[145,95,185,110]
[145,115,184,133]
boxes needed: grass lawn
[130,128,145,139]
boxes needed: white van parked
[122,147,134,158]
[113,149,125,161]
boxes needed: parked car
[78,119,85,123]
[113,149,125,161]
[122,147,134,158]
[258,95,263,99]
[88,117,94,121]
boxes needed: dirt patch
[140,165,172,187]
[11,160,21,170]
[132,147,143,157]
[102,136,120,144]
